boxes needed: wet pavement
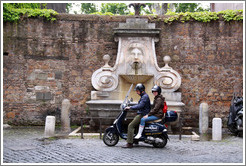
[2,126,244,164]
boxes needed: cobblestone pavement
[2,126,244,164]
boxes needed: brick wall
[3,14,243,127]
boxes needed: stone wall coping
[86,100,185,107]
[86,100,127,105]
[113,29,160,37]
[166,101,185,107]
[53,13,228,22]
[56,14,148,22]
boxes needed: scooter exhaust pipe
[146,136,163,144]
[155,138,163,143]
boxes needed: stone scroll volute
[91,55,118,91]
[155,71,181,92]
[155,56,181,92]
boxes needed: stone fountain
[86,18,185,128]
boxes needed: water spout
[134,62,139,75]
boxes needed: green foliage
[66,3,73,13]
[187,11,219,22]
[163,10,243,24]
[173,3,209,13]
[91,12,115,16]
[81,3,97,14]
[100,3,129,15]
[140,3,153,15]
[218,9,243,21]
[4,3,46,9]
[78,3,208,16]
[3,3,58,22]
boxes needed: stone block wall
[3,14,243,127]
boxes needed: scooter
[103,84,178,148]
[227,93,243,136]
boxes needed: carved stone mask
[128,47,144,69]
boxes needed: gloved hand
[124,106,130,110]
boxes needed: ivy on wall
[162,10,243,24]
[3,4,58,22]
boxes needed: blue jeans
[140,115,159,126]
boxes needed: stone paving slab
[2,127,244,164]
[8,146,37,151]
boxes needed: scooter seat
[146,119,162,123]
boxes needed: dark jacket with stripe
[130,92,151,116]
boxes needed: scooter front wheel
[103,130,119,146]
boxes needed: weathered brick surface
[3,14,243,127]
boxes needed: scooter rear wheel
[103,130,119,146]
[153,135,168,148]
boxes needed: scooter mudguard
[105,125,126,139]
[105,126,117,134]
[162,131,169,140]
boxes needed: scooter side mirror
[127,98,133,104]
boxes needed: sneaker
[134,134,141,139]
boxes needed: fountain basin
[120,74,153,84]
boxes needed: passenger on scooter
[135,85,165,139]
[122,83,151,148]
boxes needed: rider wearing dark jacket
[130,91,151,116]
[148,94,165,119]
[122,83,151,148]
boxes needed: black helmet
[152,85,161,95]
[134,83,145,93]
